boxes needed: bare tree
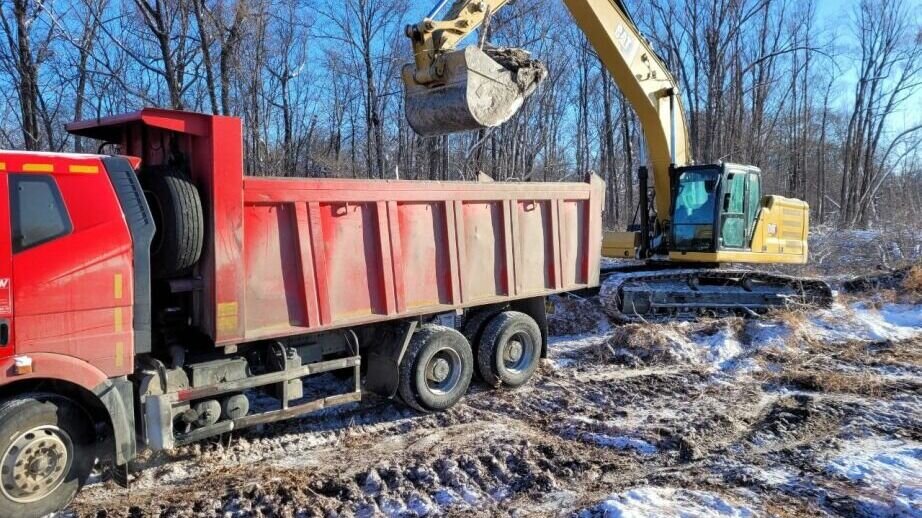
[840,0,921,227]
[1,0,44,149]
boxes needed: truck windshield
[673,169,719,251]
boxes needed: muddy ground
[69,267,921,517]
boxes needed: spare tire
[143,167,204,278]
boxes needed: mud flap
[402,46,546,137]
[94,376,138,465]
[145,393,175,451]
[365,321,418,398]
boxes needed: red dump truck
[0,108,603,516]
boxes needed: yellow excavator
[403,0,832,320]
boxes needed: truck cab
[0,152,148,516]
[0,153,150,376]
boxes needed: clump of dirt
[598,323,691,366]
[484,46,548,94]
[744,394,846,451]
[843,263,920,296]
[547,296,606,335]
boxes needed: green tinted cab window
[721,173,747,248]
[10,174,72,252]
[673,169,719,251]
[674,171,717,224]
[746,174,761,229]
[727,173,745,213]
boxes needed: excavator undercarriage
[599,265,833,323]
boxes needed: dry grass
[901,264,922,294]
[755,335,922,397]
[599,318,748,366]
[774,369,891,397]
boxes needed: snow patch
[579,486,756,518]
[825,437,922,515]
[580,433,657,455]
[811,303,922,343]
[700,327,744,369]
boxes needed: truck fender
[0,353,137,465]
[0,352,108,389]
[93,377,137,465]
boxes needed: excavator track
[598,267,833,323]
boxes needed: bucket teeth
[403,46,547,137]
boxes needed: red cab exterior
[0,152,134,389]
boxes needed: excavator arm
[404,0,690,226]
[407,0,512,84]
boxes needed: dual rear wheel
[398,311,542,413]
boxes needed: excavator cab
[667,162,810,266]
[670,164,763,254]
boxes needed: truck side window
[10,174,72,253]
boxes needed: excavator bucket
[403,46,547,137]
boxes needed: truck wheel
[144,167,204,278]
[477,311,541,388]
[398,325,474,413]
[460,310,500,380]
[0,394,95,518]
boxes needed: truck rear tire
[460,309,500,380]
[477,311,541,388]
[0,394,94,518]
[398,325,474,413]
[144,167,204,278]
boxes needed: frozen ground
[68,268,921,517]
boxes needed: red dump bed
[68,109,604,346]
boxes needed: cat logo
[767,224,778,237]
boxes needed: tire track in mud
[71,325,922,516]
[74,361,779,516]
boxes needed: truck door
[9,164,134,376]
[0,170,11,360]
[720,172,747,249]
